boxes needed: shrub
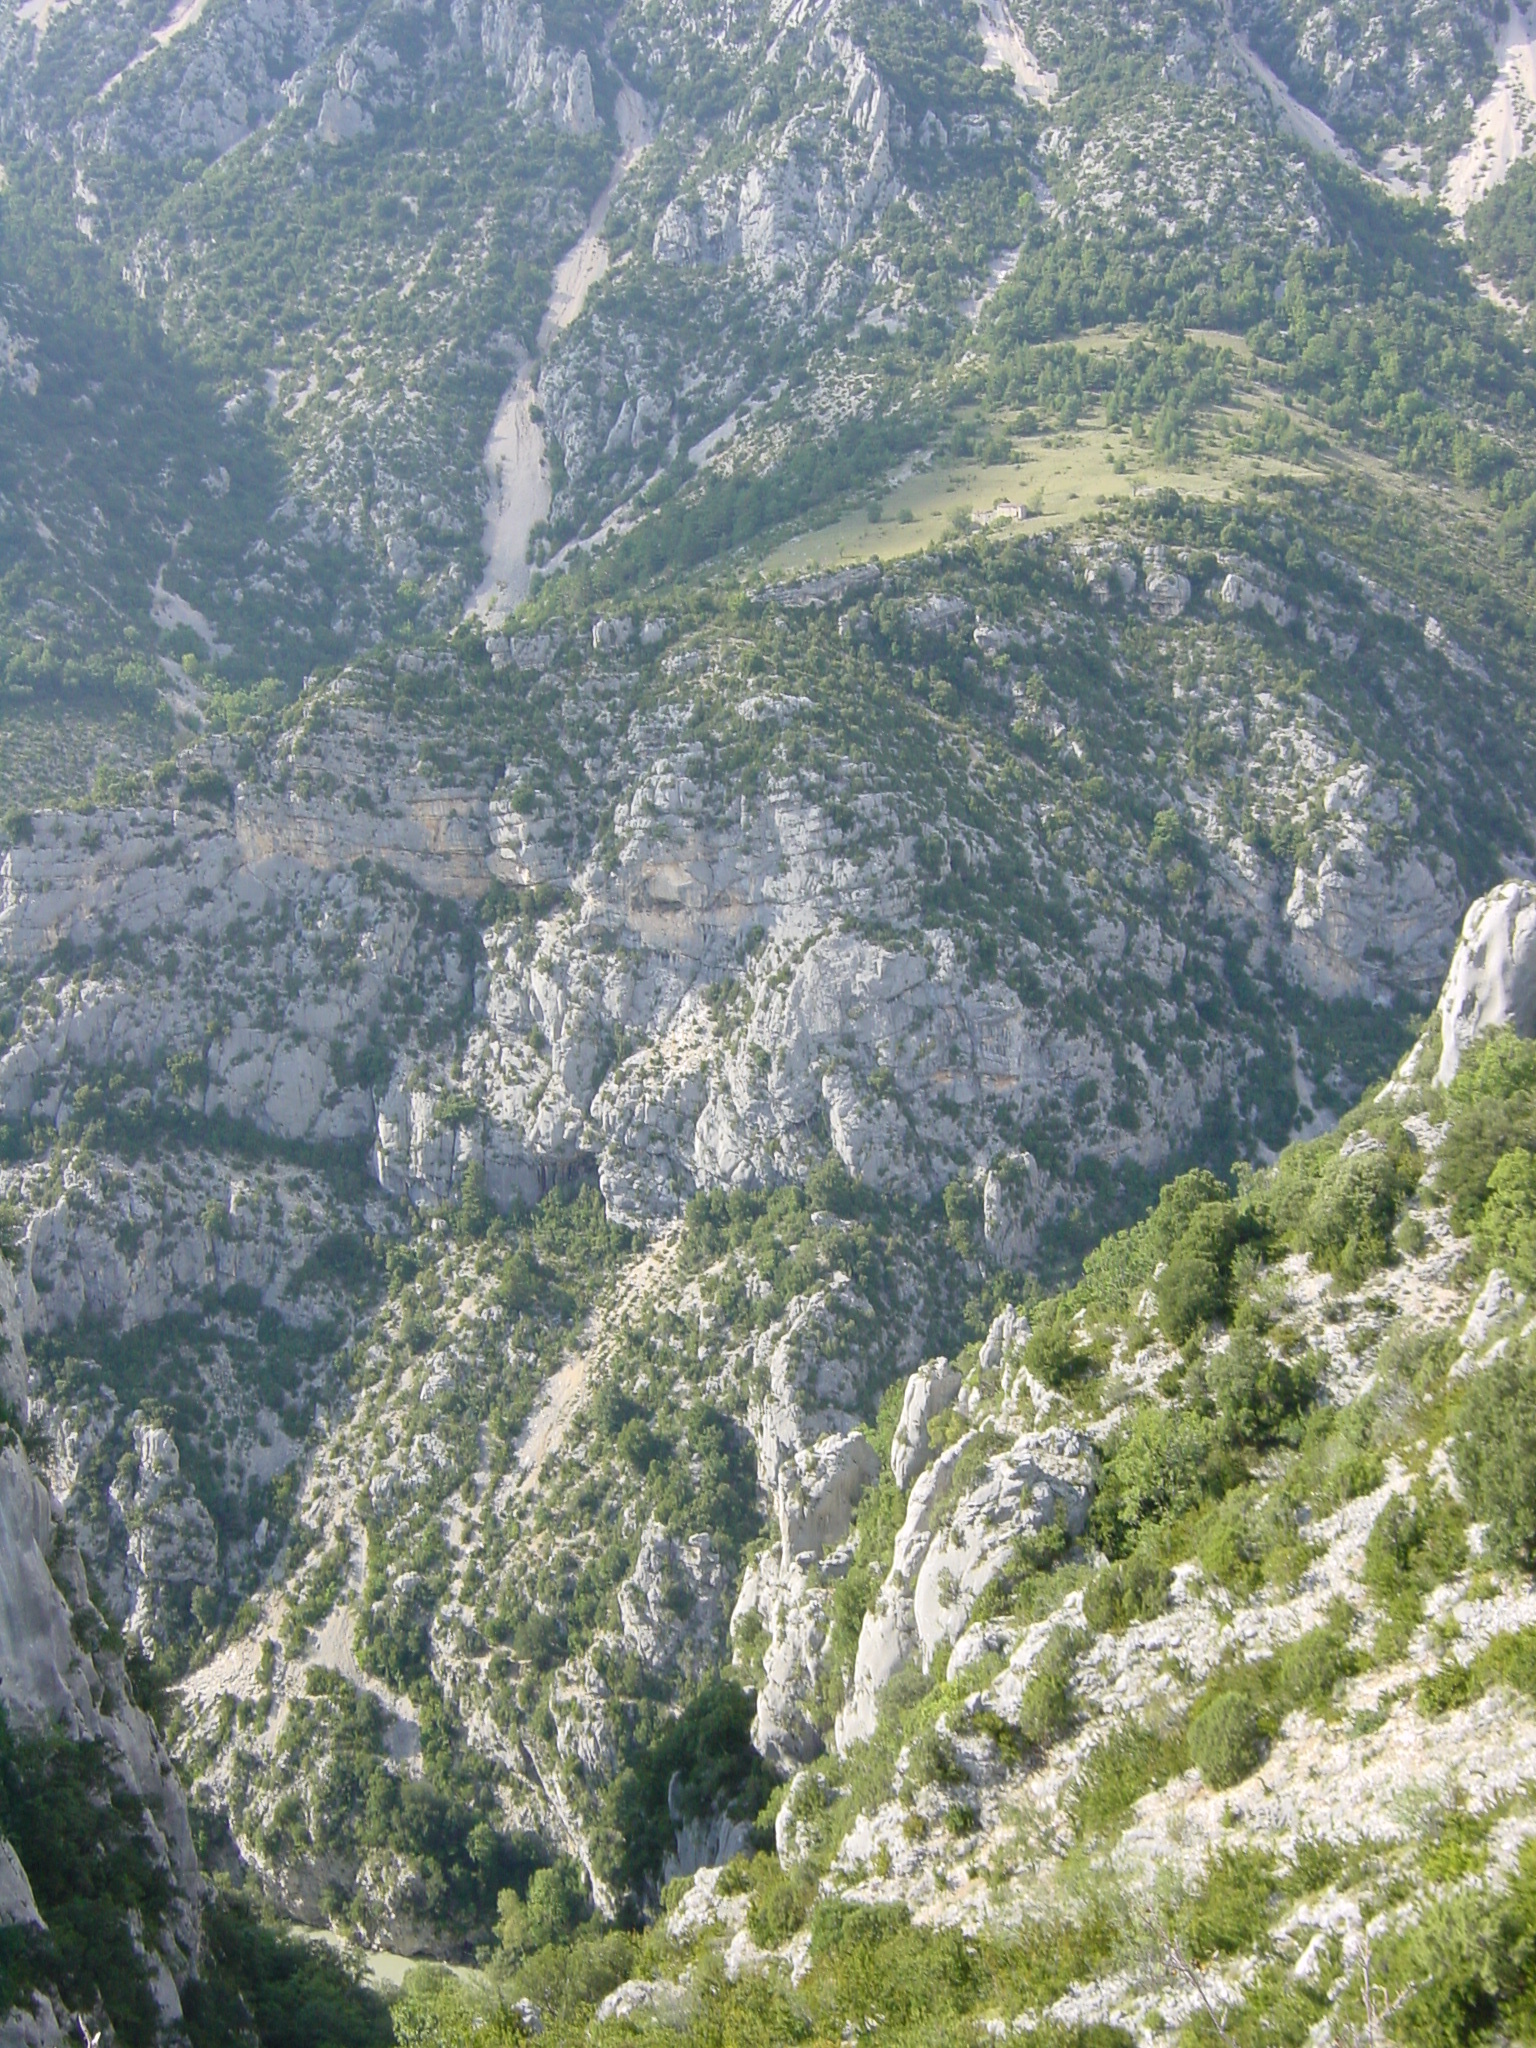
[1454,1352,1536,1568]
[1374,1837,1536,2048]
[1196,1485,1313,1595]
[808,1897,913,1961]
[1362,1486,1467,1651]
[944,1176,984,1258]
[1013,1628,1081,1749]
[1188,1692,1264,1788]
[455,1162,491,1239]
[905,1729,968,1793]
[1157,1248,1227,1344]
[1301,1143,1412,1283]
[181,766,234,807]
[1089,1406,1230,1558]
[1474,1149,1536,1288]
[1196,1491,1269,1594]
[1364,1487,1467,1601]
[185,1894,392,2048]
[1418,1627,1536,1718]
[747,1863,816,1947]
[1021,1300,1087,1388]
[1292,1403,1386,1511]
[1174,1847,1276,1958]
[1073,1722,1189,1837]
[511,1930,638,2015]
[1449,1030,1536,1109]
[397,1959,572,2042]
[1078,1167,1232,1314]
[1249,1127,1418,1282]
[0,1707,176,2047]
[1432,1035,1536,1260]
[1389,1890,1505,2048]
[1082,1549,1171,1632]
[496,1859,587,1959]
[1157,1200,1241,1341]
[1272,1613,1358,1716]
[1203,1330,1315,1448]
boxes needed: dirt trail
[470,82,652,622]
[514,1222,681,1492]
[96,0,217,97]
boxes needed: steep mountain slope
[344,887,1536,2045]
[3,0,1536,2036]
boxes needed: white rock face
[776,1432,879,1566]
[982,1152,1041,1268]
[0,1842,42,1933]
[0,1264,24,1419]
[596,1978,689,2024]
[889,1359,961,1490]
[0,1260,201,2005]
[10,1154,341,1342]
[618,1521,728,1681]
[2,645,1472,1261]
[1463,1268,1518,1355]
[480,0,598,132]
[0,757,475,1156]
[747,1283,872,1498]
[836,1438,971,1750]
[650,26,901,291]
[730,1286,889,1766]
[912,1429,1095,1663]
[664,1813,753,1884]
[1144,565,1191,620]
[837,1427,1094,1749]
[1219,569,1294,626]
[316,87,370,143]
[1435,881,1536,1085]
[735,1428,879,1768]
[0,1434,92,1736]
[1283,764,1462,1002]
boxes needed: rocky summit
[3,0,1536,2041]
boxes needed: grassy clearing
[763,406,1319,578]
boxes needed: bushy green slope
[362,1021,1536,2045]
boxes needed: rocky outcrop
[837,1426,1095,1751]
[0,1259,201,2031]
[10,1152,339,1339]
[618,1522,729,1682]
[835,1439,968,1752]
[111,1421,222,1652]
[649,24,902,291]
[729,1285,890,1767]
[1435,880,1536,1085]
[889,1359,961,1490]
[479,0,598,132]
[1282,764,1462,1003]
[733,1422,882,1768]
[0,731,476,1152]
[911,1428,1095,1661]
[982,1153,1043,1269]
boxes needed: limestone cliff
[0,1258,202,2045]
